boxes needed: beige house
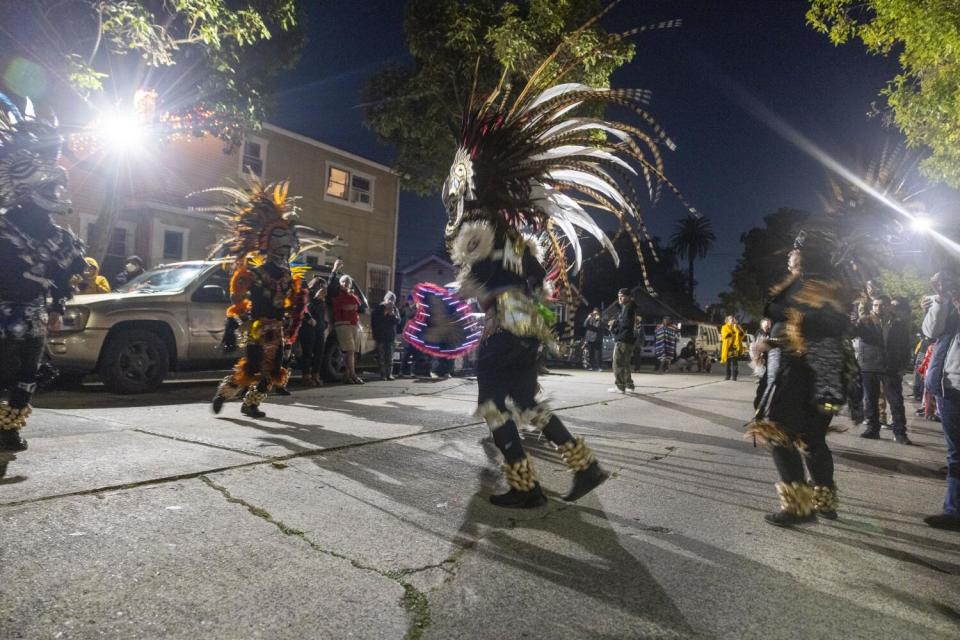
[64,123,399,300]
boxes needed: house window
[240,136,267,177]
[325,163,374,208]
[351,175,371,205]
[162,230,185,260]
[326,166,349,199]
[366,263,391,305]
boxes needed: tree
[363,0,639,195]
[0,1,305,147]
[807,0,960,187]
[670,214,715,301]
[0,1,305,261]
[723,208,810,320]
[877,266,929,329]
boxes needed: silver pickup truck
[47,260,369,393]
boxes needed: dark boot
[563,460,609,502]
[490,484,547,509]
[558,438,608,501]
[211,395,226,414]
[492,456,546,509]
[241,404,266,419]
[0,429,27,452]
[765,481,817,528]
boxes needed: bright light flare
[911,216,933,233]
[99,111,146,154]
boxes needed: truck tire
[322,337,347,382]
[99,329,170,394]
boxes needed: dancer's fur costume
[0,94,85,453]
[428,12,693,507]
[208,178,310,418]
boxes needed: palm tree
[670,215,716,301]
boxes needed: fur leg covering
[775,481,815,516]
[558,436,597,472]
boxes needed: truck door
[186,266,235,364]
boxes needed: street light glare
[100,111,145,154]
[911,216,933,232]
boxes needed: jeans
[613,341,635,389]
[0,336,45,408]
[862,370,907,434]
[587,342,602,370]
[375,340,394,378]
[941,390,960,516]
[725,358,739,380]
[399,341,416,375]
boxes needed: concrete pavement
[1,369,957,639]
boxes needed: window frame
[150,220,191,265]
[324,161,375,211]
[239,134,268,178]
[78,214,136,257]
[365,262,392,304]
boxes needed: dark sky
[271,0,911,305]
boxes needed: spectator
[298,276,328,386]
[720,315,745,380]
[114,255,144,287]
[583,308,604,371]
[853,295,913,444]
[920,270,960,530]
[675,340,697,372]
[372,291,401,381]
[75,257,111,294]
[750,317,772,377]
[398,294,418,377]
[328,259,367,384]
[654,316,679,373]
[609,288,636,393]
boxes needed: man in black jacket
[610,288,637,393]
[371,291,401,380]
[854,295,913,443]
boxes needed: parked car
[678,322,721,362]
[48,260,373,393]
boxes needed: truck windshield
[117,264,206,294]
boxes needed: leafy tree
[363,0,638,195]
[877,266,929,329]
[807,0,960,186]
[670,214,715,301]
[724,208,810,320]
[0,0,305,145]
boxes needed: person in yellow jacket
[720,315,745,380]
[75,257,111,295]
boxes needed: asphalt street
[1,369,957,640]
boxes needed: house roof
[262,123,396,175]
[398,253,454,274]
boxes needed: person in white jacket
[920,271,960,531]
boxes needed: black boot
[490,483,547,509]
[241,404,266,419]
[211,395,226,414]
[764,510,817,527]
[0,429,28,452]
[563,460,609,502]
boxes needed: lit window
[351,175,371,205]
[327,167,349,199]
[241,140,264,177]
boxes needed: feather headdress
[198,173,301,267]
[441,6,694,294]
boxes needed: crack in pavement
[1,385,720,511]
[199,475,433,640]
[133,428,268,458]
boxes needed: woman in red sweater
[328,260,366,384]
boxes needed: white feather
[526,83,596,111]
[546,169,633,215]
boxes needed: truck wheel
[322,341,347,382]
[99,329,169,394]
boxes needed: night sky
[271,0,925,305]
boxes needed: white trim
[151,220,191,266]
[323,161,375,211]
[78,214,135,256]
[239,134,269,178]
[366,262,392,300]
[262,122,395,174]
[392,181,399,291]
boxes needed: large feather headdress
[198,173,301,267]
[441,6,694,294]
